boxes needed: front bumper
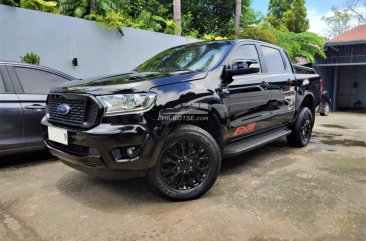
[41,117,161,179]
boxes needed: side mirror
[226,59,260,76]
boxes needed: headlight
[97,93,157,116]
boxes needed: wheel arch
[300,93,316,111]
[163,108,225,154]
[293,92,316,124]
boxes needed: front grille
[48,94,102,128]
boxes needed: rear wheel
[287,107,313,147]
[148,125,221,200]
[320,102,330,116]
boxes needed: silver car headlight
[97,93,157,116]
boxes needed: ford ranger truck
[41,40,320,200]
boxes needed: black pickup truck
[41,40,321,200]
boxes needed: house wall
[315,41,366,111]
[315,66,334,92]
[0,5,197,79]
[338,66,366,109]
[315,65,366,111]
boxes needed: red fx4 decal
[233,123,256,136]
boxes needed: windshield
[135,41,234,73]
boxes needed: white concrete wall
[0,5,197,78]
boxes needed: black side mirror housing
[226,59,260,76]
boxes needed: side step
[223,128,291,158]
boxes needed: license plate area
[48,126,68,145]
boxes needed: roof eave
[325,40,366,46]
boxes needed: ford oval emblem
[56,104,71,115]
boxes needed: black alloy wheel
[160,140,210,190]
[300,111,312,143]
[287,106,313,147]
[148,124,221,200]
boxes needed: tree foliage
[239,25,276,44]
[115,0,172,19]
[86,9,131,34]
[321,6,356,38]
[267,0,309,33]
[321,1,365,39]
[58,0,116,18]
[202,34,228,40]
[20,52,41,64]
[20,0,59,13]
[0,0,19,6]
[273,29,326,63]
[58,0,88,18]
[181,0,261,38]
[129,10,180,34]
[262,0,324,62]
[241,6,263,28]
[345,0,366,23]
[54,0,182,34]
[239,24,325,63]
[1,0,263,37]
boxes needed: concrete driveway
[0,112,365,241]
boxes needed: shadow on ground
[220,139,289,174]
[53,139,291,212]
[0,151,56,168]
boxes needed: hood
[51,71,208,95]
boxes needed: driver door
[225,44,273,140]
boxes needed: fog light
[111,146,141,161]
[127,147,137,157]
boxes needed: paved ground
[0,112,365,241]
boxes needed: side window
[14,67,68,94]
[261,46,285,73]
[0,72,6,93]
[229,44,261,71]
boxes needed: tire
[287,107,313,147]
[147,124,221,201]
[315,104,320,113]
[320,102,330,116]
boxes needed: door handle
[221,88,230,97]
[25,104,46,110]
[260,81,269,88]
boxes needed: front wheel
[148,125,221,201]
[287,107,313,147]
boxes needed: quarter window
[261,46,285,73]
[14,67,68,94]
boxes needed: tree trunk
[173,0,182,36]
[87,0,96,14]
[235,0,242,38]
